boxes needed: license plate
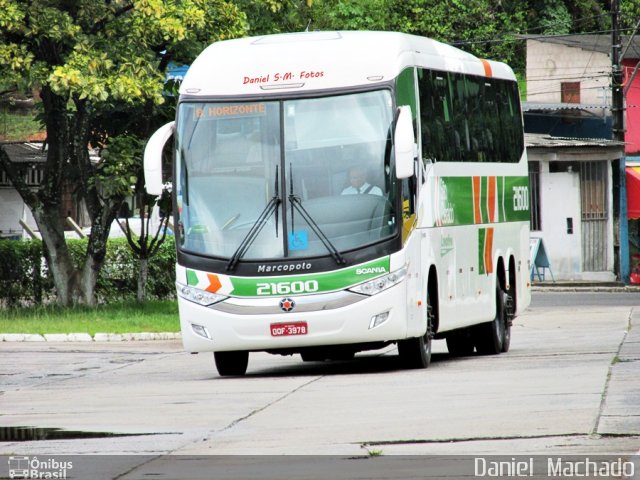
[270,322,308,337]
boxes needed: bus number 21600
[256,280,319,296]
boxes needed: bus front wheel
[214,351,249,376]
[398,302,434,369]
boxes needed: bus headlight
[349,267,407,296]
[176,282,227,306]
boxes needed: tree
[233,0,528,69]
[101,134,173,303]
[0,1,246,306]
[621,0,640,29]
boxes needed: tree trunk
[33,207,80,306]
[137,257,149,303]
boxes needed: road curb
[0,332,182,342]
[532,285,640,293]
[531,282,640,293]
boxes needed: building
[522,35,640,281]
[0,142,43,239]
[526,134,623,281]
[0,140,98,239]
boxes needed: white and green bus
[144,31,531,376]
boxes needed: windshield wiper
[288,163,345,265]
[226,166,281,271]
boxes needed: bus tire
[398,301,434,369]
[446,329,475,356]
[502,289,514,353]
[474,287,507,355]
[214,351,249,376]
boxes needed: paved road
[0,292,638,477]
[532,291,640,308]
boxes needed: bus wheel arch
[427,266,439,335]
[496,256,507,294]
[397,265,437,369]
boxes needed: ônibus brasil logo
[8,456,73,479]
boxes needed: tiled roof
[525,133,624,148]
[0,142,46,163]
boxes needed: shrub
[0,236,176,307]
[0,239,50,307]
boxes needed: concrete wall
[526,40,611,106]
[0,189,36,238]
[528,156,616,282]
[536,168,582,279]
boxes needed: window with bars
[528,161,541,231]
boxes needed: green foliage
[0,237,177,307]
[0,1,248,106]
[93,135,143,199]
[310,0,388,31]
[0,110,43,141]
[232,0,640,77]
[530,0,572,35]
[0,239,50,307]
[234,0,528,68]
[621,0,640,29]
[0,0,247,306]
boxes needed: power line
[450,26,639,48]
[525,73,610,82]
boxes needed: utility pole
[611,0,629,283]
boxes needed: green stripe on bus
[435,175,529,227]
[478,228,487,275]
[186,270,199,286]
[229,257,391,297]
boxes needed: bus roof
[180,31,517,97]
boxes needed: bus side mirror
[394,105,416,179]
[144,121,175,195]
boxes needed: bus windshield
[175,90,397,261]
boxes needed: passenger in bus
[341,166,383,196]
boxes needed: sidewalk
[0,332,181,343]
[532,280,640,292]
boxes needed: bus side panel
[419,222,529,335]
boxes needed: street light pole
[611,0,629,283]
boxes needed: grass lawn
[0,300,179,335]
[0,111,44,141]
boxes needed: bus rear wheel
[214,351,249,376]
[398,302,434,369]
[475,287,509,355]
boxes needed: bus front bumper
[178,283,410,353]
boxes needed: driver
[341,166,382,196]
